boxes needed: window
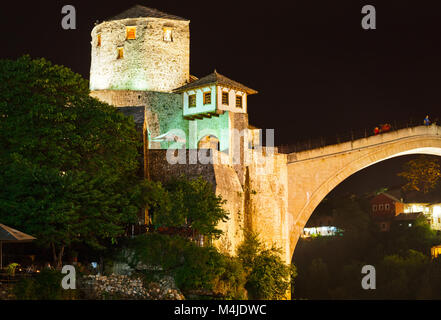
[117,47,124,59]
[373,204,377,211]
[97,33,101,47]
[163,28,173,42]
[126,26,136,40]
[236,95,243,108]
[188,94,196,107]
[379,204,384,210]
[385,204,390,210]
[203,92,211,105]
[222,92,229,105]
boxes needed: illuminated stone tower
[90,5,190,92]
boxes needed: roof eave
[173,82,258,95]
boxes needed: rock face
[81,274,184,300]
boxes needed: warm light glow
[117,47,124,59]
[302,226,339,238]
[126,26,136,40]
[163,28,172,42]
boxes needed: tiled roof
[106,5,188,22]
[381,192,403,203]
[394,212,424,221]
[173,70,258,95]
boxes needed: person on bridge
[374,127,380,135]
[424,115,430,126]
[381,123,391,132]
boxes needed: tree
[398,155,441,193]
[237,232,293,300]
[332,194,371,237]
[125,233,247,299]
[0,56,143,268]
[152,176,229,240]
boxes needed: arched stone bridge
[286,125,441,260]
[147,125,441,265]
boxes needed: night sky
[2,0,441,194]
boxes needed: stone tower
[90,5,190,92]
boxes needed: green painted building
[89,5,258,156]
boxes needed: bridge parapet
[288,125,441,163]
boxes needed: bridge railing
[277,118,437,154]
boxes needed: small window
[222,92,229,105]
[97,34,101,47]
[236,95,243,108]
[203,92,211,105]
[117,47,124,59]
[126,26,136,40]
[188,94,196,107]
[116,48,124,59]
[163,28,173,42]
[373,204,377,211]
[385,204,390,210]
[379,204,384,210]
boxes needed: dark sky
[2,0,441,146]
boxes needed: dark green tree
[153,176,229,240]
[0,56,143,268]
[238,232,294,300]
[398,155,441,193]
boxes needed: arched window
[198,135,220,151]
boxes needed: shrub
[238,232,294,300]
[14,269,77,300]
[124,233,247,299]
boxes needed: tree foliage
[0,56,142,268]
[151,176,229,240]
[398,155,441,193]
[238,232,294,300]
[293,194,441,299]
[126,233,247,299]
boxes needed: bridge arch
[287,125,441,259]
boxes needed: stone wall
[246,149,290,263]
[148,149,245,255]
[91,90,187,149]
[90,17,189,92]
[148,148,291,260]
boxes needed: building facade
[370,192,441,231]
[90,5,258,157]
[88,5,292,262]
